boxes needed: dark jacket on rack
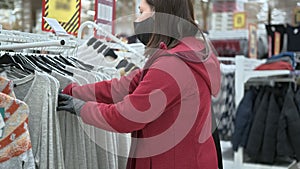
[277,88,300,161]
[245,88,271,159]
[292,89,300,160]
[231,87,257,151]
[260,92,281,163]
[240,87,264,148]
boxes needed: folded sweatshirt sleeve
[79,58,182,133]
[62,69,142,104]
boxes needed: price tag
[95,0,116,36]
[43,17,68,36]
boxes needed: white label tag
[0,108,5,129]
[0,129,3,139]
[43,17,68,36]
[0,108,5,138]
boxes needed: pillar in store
[200,0,211,32]
[135,0,141,14]
[21,0,32,32]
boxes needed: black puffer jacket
[245,88,271,159]
[278,87,300,161]
[231,87,257,151]
[240,87,264,148]
[260,92,281,163]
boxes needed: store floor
[221,141,300,169]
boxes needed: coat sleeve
[79,58,182,133]
[62,69,142,104]
[231,88,256,151]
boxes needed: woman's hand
[57,93,85,116]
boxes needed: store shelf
[208,29,267,40]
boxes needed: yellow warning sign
[42,0,81,35]
[233,12,246,29]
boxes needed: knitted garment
[0,88,34,168]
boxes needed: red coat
[63,37,221,169]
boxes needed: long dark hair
[145,0,199,52]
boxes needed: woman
[58,0,221,168]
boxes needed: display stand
[221,55,298,169]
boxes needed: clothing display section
[233,85,300,164]
[0,29,147,169]
[218,56,299,169]
[0,52,132,169]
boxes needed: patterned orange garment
[0,76,32,163]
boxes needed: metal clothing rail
[0,30,57,43]
[0,40,66,50]
[77,21,144,59]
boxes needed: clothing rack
[0,30,56,43]
[0,49,129,169]
[234,55,291,106]
[219,55,298,169]
[0,40,66,50]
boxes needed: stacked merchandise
[266,24,300,57]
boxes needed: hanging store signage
[248,24,258,59]
[42,0,81,35]
[233,12,246,29]
[95,0,116,36]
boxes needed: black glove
[57,93,85,116]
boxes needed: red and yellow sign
[42,0,81,35]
